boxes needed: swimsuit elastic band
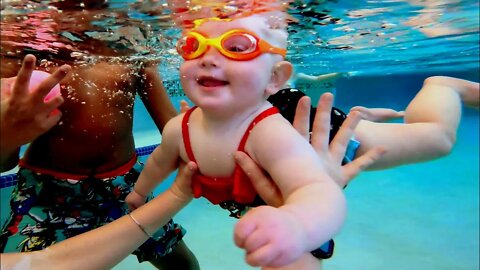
[18,154,137,180]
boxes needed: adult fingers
[329,111,362,163]
[31,65,71,102]
[234,151,283,207]
[342,147,386,187]
[11,54,36,98]
[310,92,334,153]
[292,96,311,141]
[39,110,63,132]
[172,161,198,194]
[42,96,64,114]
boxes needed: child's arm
[354,76,478,170]
[235,118,346,267]
[137,61,178,133]
[125,116,183,210]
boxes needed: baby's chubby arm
[234,117,346,267]
[126,115,184,210]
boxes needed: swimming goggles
[176,29,286,61]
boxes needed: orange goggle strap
[177,29,286,61]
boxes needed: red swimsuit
[182,106,279,205]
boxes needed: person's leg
[0,169,56,253]
[148,240,200,270]
[425,76,479,108]
[1,168,95,253]
[404,76,479,143]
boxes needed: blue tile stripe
[0,144,159,189]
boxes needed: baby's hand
[350,106,404,122]
[125,190,147,211]
[234,206,306,268]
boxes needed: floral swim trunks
[0,159,186,262]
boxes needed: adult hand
[235,93,386,206]
[0,54,70,171]
[169,161,198,202]
[304,93,386,188]
[1,54,70,149]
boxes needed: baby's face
[179,15,286,112]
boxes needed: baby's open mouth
[197,76,229,87]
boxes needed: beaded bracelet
[127,213,151,238]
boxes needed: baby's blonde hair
[253,11,288,49]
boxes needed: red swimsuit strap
[182,106,198,163]
[182,106,279,160]
[237,106,279,151]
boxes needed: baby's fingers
[241,229,270,257]
[234,215,257,249]
[42,96,64,114]
[342,146,386,187]
[245,244,282,267]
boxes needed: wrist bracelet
[127,213,151,238]
[133,188,147,198]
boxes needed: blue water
[1,0,479,269]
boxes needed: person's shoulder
[162,113,184,135]
[249,112,301,143]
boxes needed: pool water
[0,0,479,269]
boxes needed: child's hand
[234,206,306,268]
[125,190,147,211]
